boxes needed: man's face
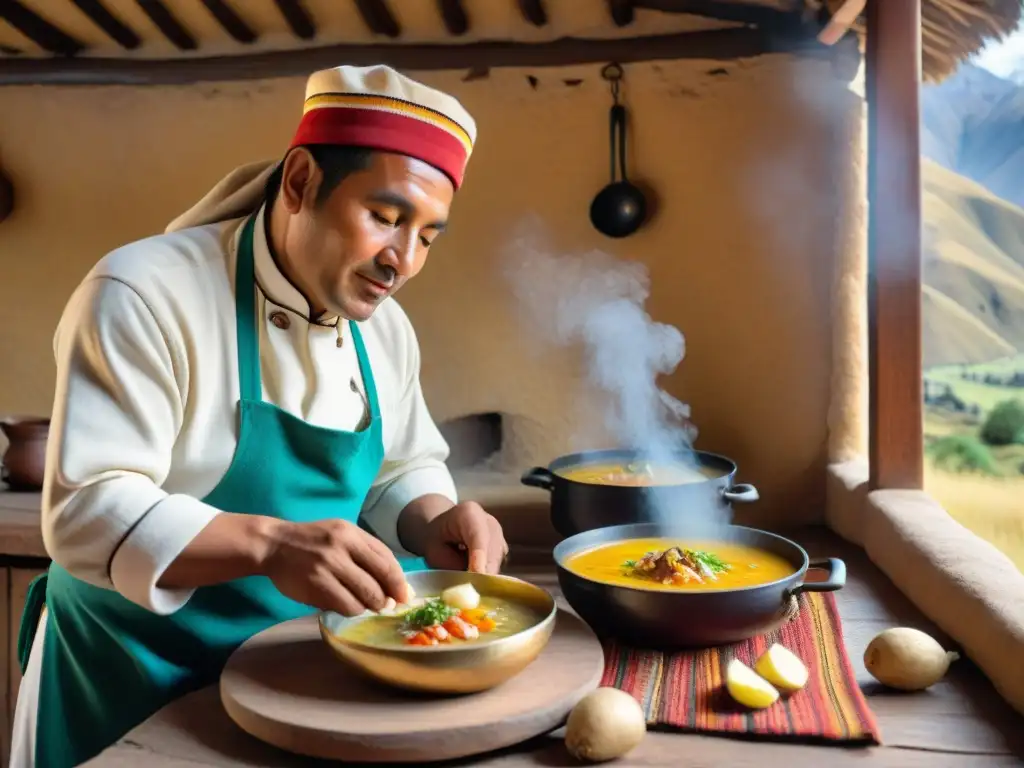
[279,149,455,321]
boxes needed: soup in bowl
[554,523,846,648]
[319,570,557,694]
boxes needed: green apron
[17,214,428,767]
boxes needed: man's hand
[261,518,411,616]
[421,502,509,574]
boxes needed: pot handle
[791,558,847,596]
[722,483,759,503]
[521,467,556,492]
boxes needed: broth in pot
[565,538,795,591]
[556,460,722,487]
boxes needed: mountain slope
[923,158,1024,367]
[921,64,1024,208]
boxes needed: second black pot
[521,448,760,538]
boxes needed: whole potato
[864,627,959,691]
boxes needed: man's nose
[378,236,417,278]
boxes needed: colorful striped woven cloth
[600,593,881,744]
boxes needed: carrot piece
[406,631,437,646]
[476,617,497,633]
[461,608,488,624]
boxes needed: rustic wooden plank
[865,0,924,491]
[437,0,469,36]
[353,0,400,38]
[633,0,806,30]
[81,688,1024,768]
[0,0,85,55]
[0,26,828,86]
[516,0,548,27]
[607,0,636,27]
[271,0,315,40]
[0,493,46,559]
[135,0,197,50]
[0,567,9,768]
[70,0,141,49]
[83,529,1024,766]
[199,0,257,44]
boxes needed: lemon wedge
[725,659,780,709]
[754,643,809,692]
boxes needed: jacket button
[269,311,291,330]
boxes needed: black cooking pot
[554,522,846,648]
[521,448,759,538]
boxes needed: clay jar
[1,417,49,491]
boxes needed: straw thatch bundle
[825,0,1023,82]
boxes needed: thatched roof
[0,0,1019,85]
[825,0,1023,82]
[920,0,1022,81]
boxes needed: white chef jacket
[10,204,457,765]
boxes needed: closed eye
[372,212,396,227]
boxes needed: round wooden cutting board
[219,609,605,763]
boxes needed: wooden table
[84,528,1024,767]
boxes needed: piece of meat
[425,624,450,642]
[634,547,705,585]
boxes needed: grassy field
[923,354,1024,571]
[925,468,1024,572]
[926,355,1024,411]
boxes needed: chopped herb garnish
[621,547,732,583]
[685,549,730,574]
[403,598,459,628]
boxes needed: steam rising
[501,217,697,469]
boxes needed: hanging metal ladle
[589,63,647,239]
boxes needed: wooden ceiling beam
[0,0,85,56]
[437,0,469,36]
[632,0,811,33]
[607,0,635,27]
[135,0,196,50]
[353,0,400,38]
[200,0,257,44]
[516,0,548,27]
[272,0,316,40]
[0,26,835,87]
[71,0,140,49]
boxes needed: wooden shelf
[0,492,46,560]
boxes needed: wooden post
[865,0,924,490]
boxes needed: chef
[10,64,507,768]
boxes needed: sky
[972,17,1024,81]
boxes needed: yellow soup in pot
[557,462,722,487]
[565,538,796,591]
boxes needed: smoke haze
[501,217,698,470]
